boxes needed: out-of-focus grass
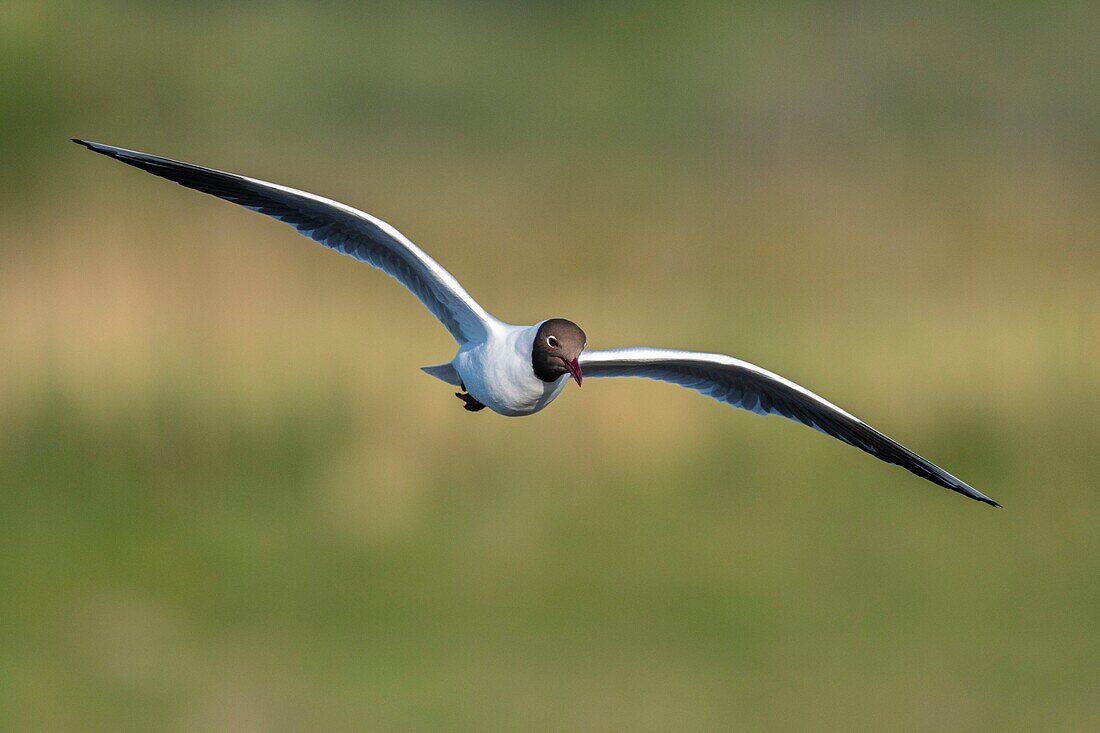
[2,1,1099,730]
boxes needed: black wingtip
[971,493,1001,508]
[72,138,108,155]
[72,138,110,152]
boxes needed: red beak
[564,357,583,386]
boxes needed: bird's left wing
[579,347,998,506]
[72,139,498,344]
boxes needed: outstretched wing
[580,347,998,506]
[73,139,498,344]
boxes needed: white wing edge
[580,347,999,507]
[73,139,503,344]
[581,347,861,419]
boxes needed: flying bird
[73,139,999,507]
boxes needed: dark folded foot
[455,391,487,412]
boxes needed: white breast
[453,322,569,416]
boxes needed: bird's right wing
[580,347,998,506]
[73,139,499,344]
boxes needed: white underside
[451,322,569,416]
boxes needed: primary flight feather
[73,139,999,507]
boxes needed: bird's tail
[421,362,462,386]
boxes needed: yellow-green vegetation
[2,2,1098,730]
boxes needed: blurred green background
[2,1,1098,730]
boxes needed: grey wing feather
[580,347,999,506]
[73,139,497,344]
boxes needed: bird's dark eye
[547,336,559,348]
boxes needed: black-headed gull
[73,140,999,507]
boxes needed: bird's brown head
[532,318,586,386]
